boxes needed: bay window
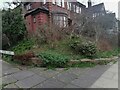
[53,15,68,27]
[67,2,69,10]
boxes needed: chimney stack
[88,0,92,8]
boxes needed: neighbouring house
[23,0,117,35]
[118,1,120,21]
[22,0,86,33]
[87,0,117,33]
[86,0,106,18]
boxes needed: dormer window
[26,4,32,10]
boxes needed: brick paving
[0,60,118,88]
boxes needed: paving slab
[16,74,46,88]
[1,60,117,89]
[70,65,110,88]
[29,68,46,74]
[65,68,90,76]
[2,61,15,71]
[101,71,116,79]
[33,78,66,88]
[2,75,18,85]
[54,71,78,83]
[2,68,21,76]
[34,69,60,79]
[91,62,118,88]
[12,70,35,80]
[4,83,19,88]
[71,75,97,88]
[91,77,118,88]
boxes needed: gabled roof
[87,3,106,13]
[76,2,86,8]
[24,6,49,17]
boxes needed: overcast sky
[0,0,119,18]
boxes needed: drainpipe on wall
[47,0,52,29]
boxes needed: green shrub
[37,52,69,67]
[70,38,97,58]
[79,41,97,58]
[11,39,35,54]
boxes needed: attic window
[26,4,32,10]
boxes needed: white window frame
[79,7,81,14]
[53,15,67,27]
[52,0,55,4]
[62,0,65,7]
[67,2,69,10]
[76,6,79,13]
[43,0,46,4]
[26,4,32,10]
[56,0,61,6]
[73,5,76,12]
[63,16,67,27]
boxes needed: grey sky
[0,0,119,18]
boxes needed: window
[63,17,67,27]
[102,13,105,16]
[62,0,65,7]
[93,13,97,18]
[73,5,76,12]
[52,0,55,4]
[69,3,72,10]
[33,16,36,23]
[26,4,32,10]
[56,0,61,6]
[76,6,79,13]
[53,15,67,27]
[79,7,81,13]
[93,13,95,18]
[43,0,46,4]
[67,2,69,10]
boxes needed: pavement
[0,59,118,89]
[91,62,118,88]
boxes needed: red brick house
[22,0,86,32]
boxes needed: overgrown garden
[2,3,120,68]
